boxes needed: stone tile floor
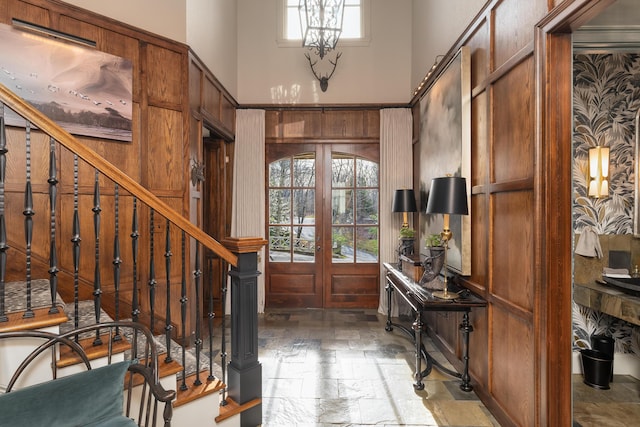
[572,373,640,427]
[258,308,500,426]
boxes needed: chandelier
[299,0,345,59]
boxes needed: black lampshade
[392,189,418,213]
[426,177,469,215]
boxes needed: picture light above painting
[0,21,132,142]
[418,46,471,276]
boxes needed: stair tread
[56,333,131,368]
[174,373,225,408]
[3,279,66,314]
[215,396,262,423]
[0,306,68,333]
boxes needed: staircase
[0,82,265,426]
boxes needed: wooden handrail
[0,83,237,266]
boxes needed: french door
[265,143,380,308]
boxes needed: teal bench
[0,322,175,427]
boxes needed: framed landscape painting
[418,46,471,276]
[0,22,132,142]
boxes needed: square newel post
[221,237,267,427]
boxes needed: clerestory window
[278,0,370,47]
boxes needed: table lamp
[392,189,418,265]
[425,176,468,299]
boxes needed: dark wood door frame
[535,1,615,425]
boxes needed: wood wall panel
[491,305,535,427]
[470,194,487,288]
[321,110,364,138]
[147,106,184,192]
[491,190,534,312]
[492,0,547,70]
[266,109,380,142]
[203,75,221,121]
[467,19,490,90]
[492,57,535,184]
[221,95,235,132]
[188,60,202,112]
[468,306,488,385]
[145,44,183,108]
[9,1,50,27]
[265,110,282,139]
[471,93,488,187]
[280,110,322,139]
[56,14,99,42]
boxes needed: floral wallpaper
[573,53,640,234]
[572,53,640,358]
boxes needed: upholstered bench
[0,322,175,427]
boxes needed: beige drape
[379,108,413,317]
[231,109,266,313]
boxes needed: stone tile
[259,309,502,426]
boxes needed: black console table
[383,262,486,391]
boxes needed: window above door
[277,0,371,48]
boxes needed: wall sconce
[588,146,609,198]
[190,159,205,186]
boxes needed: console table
[383,262,486,391]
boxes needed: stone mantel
[574,282,640,327]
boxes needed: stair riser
[0,325,61,392]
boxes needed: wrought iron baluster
[71,154,81,332]
[220,260,228,405]
[48,137,59,314]
[0,103,8,322]
[164,219,172,363]
[207,254,215,381]
[23,121,34,319]
[113,183,122,341]
[179,231,187,391]
[131,197,140,323]
[92,170,102,345]
[148,209,156,334]
[193,241,202,386]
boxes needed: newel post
[221,237,266,427]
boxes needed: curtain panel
[379,108,413,317]
[232,109,266,313]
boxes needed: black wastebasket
[591,334,614,382]
[580,349,613,389]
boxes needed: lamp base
[432,289,458,300]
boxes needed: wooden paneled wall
[264,108,380,143]
[412,0,611,425]
[0,0,235,340]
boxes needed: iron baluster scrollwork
[47,136,59,314]
[71,154,81,332]
[131,197,139,323]
[23,121,34,319]
[0,103,8,322]
[92,170,102,346]
[148,209,156,334]
[193,241,202,386]
[220,260,228,406]
[112,183,122,341]
[207,253,215,381]
[164,219,173,363]
[179,231,187,391]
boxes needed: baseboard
[572,350,640,379]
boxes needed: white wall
[236,0,413,104]
[187,0,238,99]
[61,0,187,44]
[411,0,486,92]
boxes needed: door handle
[317,245,321,252]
